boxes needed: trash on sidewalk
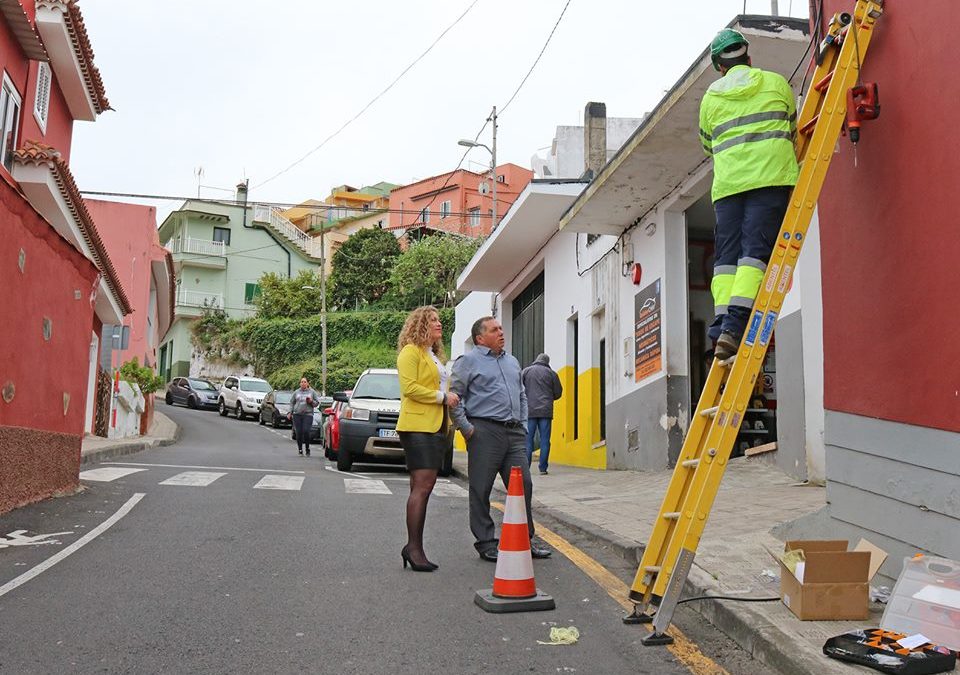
[775,538,888,620]
[537,626,580,646]
[759,568,780,583]
[872,586,893,603]
[881,554,960,651]
[823,628,956,674]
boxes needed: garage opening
[511,271,544,368]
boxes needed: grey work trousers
[466,418,535,552]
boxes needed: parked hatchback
[259,390,293,427]
[218,375,271,420]
[165,377,219,409]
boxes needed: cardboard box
[777,539,888,621]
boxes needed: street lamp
[301,281,326,396]
[457,105,498,229]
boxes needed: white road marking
[0,493,144,599]
[344,479,392,495]
[0,530,75,549]
[106,462,303,475]
[325,466,371,479]
[432,482,468,497]
[254,475,304,491]
[79,467,148,482]
[159,471,226,487]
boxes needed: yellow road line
[492,501,728,675]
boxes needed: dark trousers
[466,419,534,552]
[710,186,792,341]
[525,417,553,472]
[292,413,312,451]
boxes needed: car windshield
[188,379,216,391]
[352,373,400,400]
[240,379,271,393]
[275,392,293,404]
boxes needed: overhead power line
[499,0,573,115]
[253,0,480,190]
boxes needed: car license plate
[378,429,399,439]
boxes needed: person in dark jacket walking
[521,353,562,475]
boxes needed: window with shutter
[0,73,22,172]
[33,62,51,132]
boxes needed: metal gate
[93,367,111,437]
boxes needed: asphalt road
[0,404,774,674]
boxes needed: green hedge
[239,309,454,375]
[266,340,399,393]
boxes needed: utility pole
[770,0,779,15]
[490,105,498,229]
[319,217,327,396]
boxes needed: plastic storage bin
[881,555,960,651]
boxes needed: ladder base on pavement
[641,631,675,647]
[622,608,654,625]
[474,589,556,613]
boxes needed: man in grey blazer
[450,316,552,562]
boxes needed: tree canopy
[328,228,401,309]
[254,270,324,320]
[387,234,482,309]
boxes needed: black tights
[405,468,438,565]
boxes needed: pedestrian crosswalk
[79,464,468,498]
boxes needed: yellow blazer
[396,343,447,434]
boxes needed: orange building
[388,164,533,237]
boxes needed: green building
[157,193,323,381]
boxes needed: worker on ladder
[700,29,799,361]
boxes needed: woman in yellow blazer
[396,305,460,572]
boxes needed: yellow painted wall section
[453,366,606,470]
[551,366,606,469]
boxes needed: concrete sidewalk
[452,452,877,675]
[80,411,179,465]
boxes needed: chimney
[583,101,607,178]
[236,181,248,205]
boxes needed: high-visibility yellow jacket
[396,343,448,434]
[699,65,799,202]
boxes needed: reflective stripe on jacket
[699,65,799,202]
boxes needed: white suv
[218,375,272,420]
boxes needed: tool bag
[823,629,956,674]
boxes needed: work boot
[714,332,740,361]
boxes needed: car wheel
[235,403,245,420]
[439,445,454,478]
[165,392,173,405]
[218,399,227,416]
[187,396,198,410]
[336,446,353,472]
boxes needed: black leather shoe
[530,543,553,559]
[478,549,499,562]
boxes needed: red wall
[85,199,160,366]
[818,0,960,432]
[0,176,98,513]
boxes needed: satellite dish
[478,182,490,195]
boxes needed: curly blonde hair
[397,305,445,361]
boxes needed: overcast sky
[70,0,809,223]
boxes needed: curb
[450,463,827,675]
[80,416,181,466]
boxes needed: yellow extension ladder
[625,0,885,645]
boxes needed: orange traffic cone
[474,466,555,613]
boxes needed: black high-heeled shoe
[401,545,434,572]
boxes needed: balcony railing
[168,237,226,257]
[177,290,224,309]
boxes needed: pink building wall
[85,199,163,367]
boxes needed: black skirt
[398,429,448,471]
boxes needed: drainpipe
[239,180,291,278]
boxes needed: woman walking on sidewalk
[290,377,319,456]
[396,306,459,572]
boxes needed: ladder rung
[645,566,661,574]
[814,70,834,92]
[800,114,820,136]
[663,512,681,520]
[700,406,719,418]
[681,458,700,468]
